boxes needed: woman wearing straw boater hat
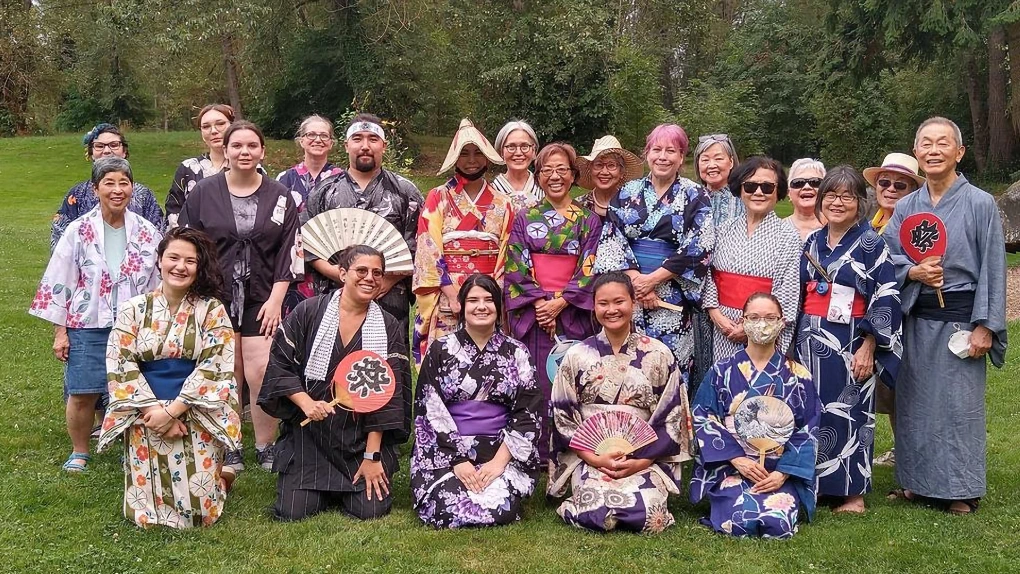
[862,152,924,469]
[864,152,925,234]
[412,119,514,367]
[575,135,644,221]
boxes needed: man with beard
[883,117,1007,515]
[303,114,423,346]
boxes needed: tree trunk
[964,52,988,173]
[221,33,243,118]
[660,54,675,111]
[987,26,1015,173]
[1008,22,1020,137]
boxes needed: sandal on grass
[947,498,980,516]
[62,452,91,473]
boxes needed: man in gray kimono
[302,113,423,346]
[883,117,1007,514]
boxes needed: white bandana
[305,291,389,382]
[345,121,387,142]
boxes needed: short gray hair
[914,116,963,148]
[295,114,334,140]
[789,158,826,181]
[91,157,133,186]
[494,120,539,152]
[693,135,739,184]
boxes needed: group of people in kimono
[31,107,1006,537]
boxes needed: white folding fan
[568,411,658,456]
[301,208,413,273]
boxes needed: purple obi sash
[447,400,509,437]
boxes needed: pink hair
[643,124,690,157]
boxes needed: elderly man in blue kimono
[883,117,1007,515]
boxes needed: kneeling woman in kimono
[411,274,543,528]
[259,245,410,521]
[548,272,693,533]
[98,227,242,528]
[690,292,820,539]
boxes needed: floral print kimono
[98,288,241,529]
[690,350,819,539]
[411,330,542,528]
[412,175,514,366]
[593,176,713,372]
[549,331,693,533]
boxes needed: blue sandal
[62,452,91,472]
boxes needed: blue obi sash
[138,359,197,400]
[446,400,510,437]
[632,238,675,274]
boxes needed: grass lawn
[0,132,1017,573]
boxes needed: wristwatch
[363,451,381,462]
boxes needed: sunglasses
[790,177,822,189]
[877,178,910,192]
[698,133,730,143]
[741,181,777,195]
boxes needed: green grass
[1,133,1018,573]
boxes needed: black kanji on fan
[346,356,391,398]
[909,219,940,253]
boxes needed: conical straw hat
[438,118,504,175]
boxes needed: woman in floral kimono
[505,143,601,461]
[796,166,901,514]
[30,158,162,473]
[593,123,713,375]
[549,272,693,533]
[412,119,513,366]
[690,292,819,539]
[98,227,241,528]
[411,274,542,528]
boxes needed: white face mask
[743,318,785,346]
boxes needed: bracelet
[163,406,180,421]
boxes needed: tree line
[2,0,1017,177]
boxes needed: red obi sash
[444,238,498,275]
[714,269,773,309]
[532,253,578,293]
[804,281,867,318]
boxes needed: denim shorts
[65,327,112,395]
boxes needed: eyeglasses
[539,167,571,178]
[698,133,730,143]
[591,161,621,173]
[349,266,384,279]
[823,192,858,204]
[744,314,782,322]
[302,133,333,142]
[200,120,230,133]
[790,177,822,189]
[877,178,910,192]
[741,181,777,195]
[504,143,534,154]
[92,141,123,151]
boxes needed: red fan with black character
[300,350,396,426]
[899,212,947,308]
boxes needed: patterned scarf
[305,290,388,381]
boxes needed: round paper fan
[301,208,413,273]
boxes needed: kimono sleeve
[559,212,601,311]
[501,343,542,465]
[165,163,190,228]
[50,184,83,252]
[776,361,819,484]
[178,299,238,410]
[176,183,203,231]
[592,192,638,274]
[662,185,713,298]
[504,210,546,311]
[549,346,587,456]
[134,183,166,234]
[362,312,410,443]
[397,176,424,259]
[413,340,474,467]
[30,230,80,326]
[259,298,314,421]
[856,233,903,385]
[772,231,803,352]
[97,300,160,451]
[492,199,514,285]
[630,347,692,461]
[691,367,746,464]
[412,187,452,292]
[273,190,303,283]
[971,194,1008,367]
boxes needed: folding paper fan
[301,208,413,273]
[568,411,658,456]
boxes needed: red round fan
[300,350,395,426]
[899,212,947,307]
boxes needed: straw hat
[575,136,644,190]
[862,153,926,188]
[437,118,504,175]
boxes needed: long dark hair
[157,227,225,301]
[457,274,503,330]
